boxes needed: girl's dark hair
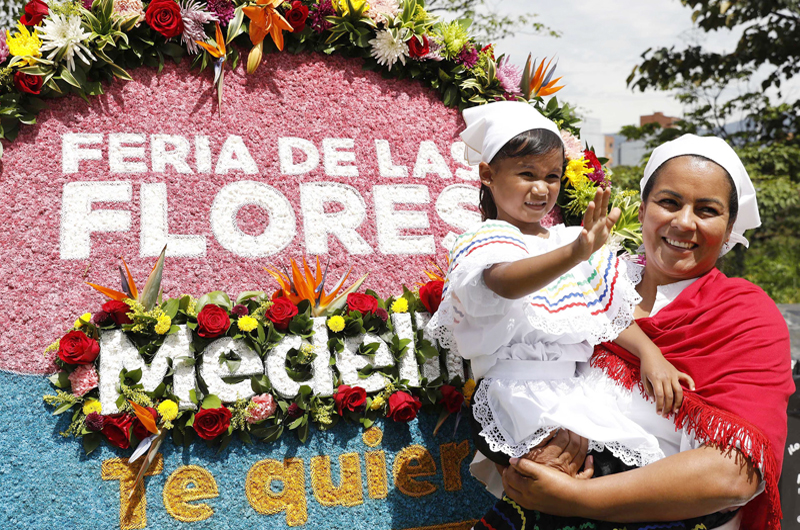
[479,128,564,221]
[642,155,738,226]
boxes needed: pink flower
[560,129,584,161]
[246,393,277,423]
[496,56,522,96]
[68,364,99,397]
[309,0,334,33]
[456,46,478,68]
[206,0,234,25]
[0,33,9,65]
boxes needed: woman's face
[639,156,734,285]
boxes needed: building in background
[605,112,679,167]
[578,117,604,154]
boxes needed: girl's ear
[479,162,494,187]
[638,201,645,224]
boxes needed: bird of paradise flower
[520,55,564,99]
[264,256,368,317]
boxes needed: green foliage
[426,0,560,42]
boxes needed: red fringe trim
[591,349,782,530]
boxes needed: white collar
[651,277,699,317]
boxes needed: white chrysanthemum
[180,0,217,54]
[38,13,95,72]
[368,29,408,71]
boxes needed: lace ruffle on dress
[427,220,665,475]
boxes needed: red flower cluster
[347,293,378,314]
[193,406,232,440]
[20,0,48,26]
[13,72,42,94]
[334,385,366,415]
[438,385,464,413]
[388,391,421,422]
[583,149,607,185]
[197,304,230,338]
[146,0,184,39]
[57,331,100,365]
[407,35,429,58]
[102,413,134,449]
[266,297,298,331]
[100,300,133,326]
[285,1,309,32]
[419,280,443,313]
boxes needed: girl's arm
[501,445,760,521]
[484,188,621,299]
[615,323,695,416]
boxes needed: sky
[493,0,744,134]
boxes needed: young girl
[428,101,694,494]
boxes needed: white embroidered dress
[428,220,665,478]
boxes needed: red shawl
[592,268,794,530]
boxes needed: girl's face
[479,149,563,234]
[639,156,734,285]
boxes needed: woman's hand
[573,187,621,261]
[639,348,696,417]
[522,429,594,478]
[500,457,592,514]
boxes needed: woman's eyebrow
[657,189,725,207]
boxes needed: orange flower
[196,22,226,58]
[521,54,564,99]
[265,256,366,316]
[243,0,293,51]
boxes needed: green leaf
[53,402,75,415]
[287,416,304,430]
[201,394,222,409]
[83,433,101,455]
[297,420,310,443]
[48,372,70,389]
[59,68,81,88]
[162,298,180,319]
[238,430,253,445]
[141,246,166,311]
[235,291,264,305]
[189,389,199,405]
[125,368,142,383]
[226,7,245,45]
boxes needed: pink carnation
[246,393,277,423]
[68,364,99,397]
[496,56,522,96]
[0,32,9,64]
[560,129,584,161]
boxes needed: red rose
[334,385,367,415]
[197,304,231,338]
[20,0,48,26]
[347,293,378,314]
[285,1,309,32]
[145,0,184,39]
[102,300,133,326]
[193,406,232,440]
[13,71,43,94]
[131,407,158,441]
[57,330,100,365]
[407,34,429,58]
[286,403,304,420]
[419,280,444,313]
[266,297,298,331]
[102,413,134,449]
[387,391,421,423]
[439,385,464,414]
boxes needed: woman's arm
[501,445,760,522]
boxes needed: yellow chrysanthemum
[237,315,258,332]
[327,315,345,333]
[334,0,369,16]
[83,399,102,415]
[370,395,385,410]
[157,399,179,421]
[154,314,171,335]
[564,158,592,187]
[390,298,408,313]
[6,24,42,65]
[74,312,92,329]
[462,379,476,405]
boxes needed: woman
[472,134,794,530]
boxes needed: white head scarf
[642,134,760,255]
[460,101,563,166]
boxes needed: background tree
[619,0,799,302]
[426,0,559,41]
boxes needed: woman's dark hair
[642,155,739,226]
[479,128,564,220]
